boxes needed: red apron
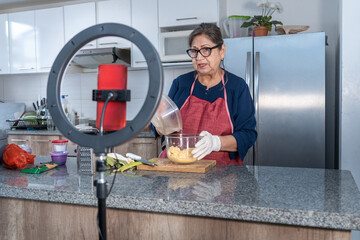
[161,74,242,165]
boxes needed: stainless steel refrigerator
[224,32,326,168]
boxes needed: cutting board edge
[136,159,216,173]
[137,166,207,173]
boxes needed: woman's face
[190,34,226,76]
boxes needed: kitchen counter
[1,156,360,236]
[7,129,155,138]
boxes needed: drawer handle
[40,67,51,69]
[176,17,198,21]
[135,60,146,63]
[85,43,94,47]
[17,67,35,70]
[99,42,119,45]
[32,139,51,143]
[11,139,29,142]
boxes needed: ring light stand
[47,23,163,240]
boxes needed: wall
[340,0,360,238]
[0,78,4,101]
[0,67,192,120]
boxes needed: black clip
[92,89,131,102]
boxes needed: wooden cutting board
[136,158,216,173]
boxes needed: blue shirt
[167,70,257,160]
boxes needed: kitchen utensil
[39,108,46,116]
[47,112,55,131]
[223,15,250,38]
[50,151,68,165]
[126,153,157,166]
[51,139,68,152]
[151,94,182,135]
[165,133,203,164]
[77,146,96,175]
[275,25,310,35]
[137,158,216,173]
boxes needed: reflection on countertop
[0,155,360,231]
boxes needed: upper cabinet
[96,0,131,49]
[158,0,218,28]
[35,7,65,72]
[2,0,220,74]
[8,11,36,73]
[64,2,96,49]
[0,14,10,74]
[131,0,158,68]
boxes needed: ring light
[47,23,163,154]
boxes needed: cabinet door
[131,0,158,68]
[30,135,59,155]
[35,7,65,72]
[64,2,96,49]
[113,138,158,160]
[8,11,36,73]
[96,0,131,49]
[0,14,10,74]
[7,135,31,146]
[159,0,218,27]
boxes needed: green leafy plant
[241,1,283,32]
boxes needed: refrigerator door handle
[254,51,260,166]
[246,51,252,97]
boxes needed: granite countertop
[0,156,360,231]
[7,129,155,138]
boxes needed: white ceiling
[0,0,95,13]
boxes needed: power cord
[97,92,116,240]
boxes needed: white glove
[191,131,221,160]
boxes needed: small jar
[51,139,68,152]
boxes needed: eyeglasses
[186,43,222,58]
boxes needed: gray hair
[188,23,224,47]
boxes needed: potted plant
[241,1,283,37]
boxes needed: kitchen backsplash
[0,67,192,120]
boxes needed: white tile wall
[61,73,82,101]
[0,78,4,101]
[127,70,148,120]
[0,67,193,120]
[2,73,47,111]
[39,74,48,97]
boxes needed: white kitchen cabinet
[35,7,65,72]
[96,0,131,49]
[0,14,10,74]
[131,0,158,68]
[158,0,218,28]
[8,11,37,73]
[64,2,96,49]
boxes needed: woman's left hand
[192,131,221,160]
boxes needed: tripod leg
[96,156,108,240]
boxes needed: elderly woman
[158,23,257,165]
